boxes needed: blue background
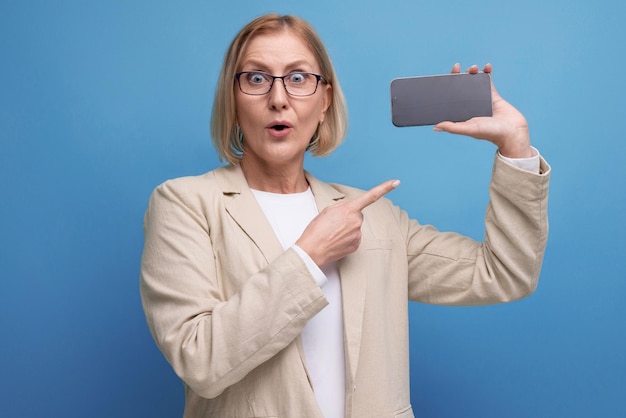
[1,0,624,417]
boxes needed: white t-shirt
[251,188,346,418]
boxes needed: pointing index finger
[349,179,401,211]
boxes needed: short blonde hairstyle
[210,14,348,165]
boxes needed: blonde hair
[210,14,348,165]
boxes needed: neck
[240,157,308,194]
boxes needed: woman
[140,13,550,418]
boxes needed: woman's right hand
[296,179,399,266]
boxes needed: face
[235,31,331,170]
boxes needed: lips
[267,120,292,130]
[267,120,293,137]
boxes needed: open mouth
[271,124,288,131]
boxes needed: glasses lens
[284,73,318,96]
[239,72,272,95]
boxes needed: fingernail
[433,127,443,132]
[392,180,400,188]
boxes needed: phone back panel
[390,72,492,127]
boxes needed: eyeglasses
[235,71,326,97]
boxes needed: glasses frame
[235,71,326,97]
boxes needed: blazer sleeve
[139,178,327,399]
[402,153,551,305]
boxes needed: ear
[320,83,332,122]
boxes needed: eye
[246,72,270,84]
[287,72,308,84]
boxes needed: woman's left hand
[433,63,533,158]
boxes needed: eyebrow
[239,59,315,73]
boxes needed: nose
[268,78,289,109]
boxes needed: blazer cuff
[497,146,541,174]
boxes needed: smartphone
[390,72,492,127]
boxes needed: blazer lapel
[307,173,366,386]
[214,165,284,263]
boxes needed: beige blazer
[140,154,550,418]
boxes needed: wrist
[498,128,532,158]
[295,239,323,266]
